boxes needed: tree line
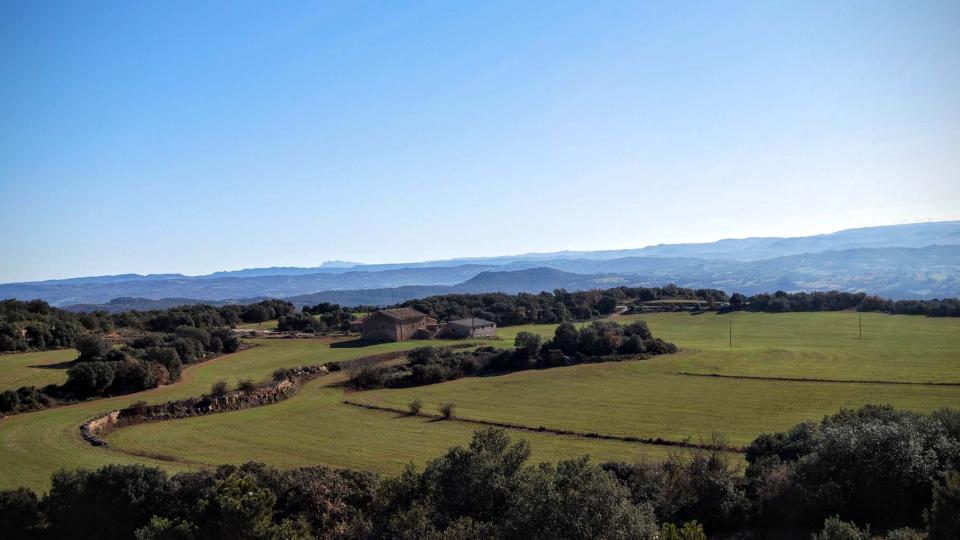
[726,290,960,317]
[345,320,678,390]
[0,301,272,413]
[0,299,298,353]
[396,288,960,325]
[276,303,355,333]
[1,405,957,539]
[2,286,957,358]
[398,286,728,326]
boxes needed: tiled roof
[448,318,495,327]
[375,308,430,320]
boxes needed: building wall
[395,320,422,341]
[362,314,433,341]
[448,324,497,338]
[362,313,399,341]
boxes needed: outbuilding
[445,317,497,338]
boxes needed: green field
[356,312,960,446]
[236,319,279,330]
[0,338,436,490]
[0,349,76,391]
[2,312,959,493]
[500,311,960,383]
[108,376,672,477]
[0,336,668,491]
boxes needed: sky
[1,1,958,283]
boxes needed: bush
[927,471,960,540]
[346,358,387,389]
[440,402,456,419]
[210,327,241,354]
[75,334,109,362]
[44,465,171,539]
[272,368,292,382]
[0,390,19,413]
[514,332,542,359]
[211,380,228,395]
[114,358,157,393]
[0,487,41,533]
[883,528,926,540]
[66,361,116,397]
[170,337,204,364]
[129,400,149,417]
[408,399,423,415]
[552,322,580,354]
[660,521,707,540]
[236,379,257,392]
[141,347,182,381]
[811,516,871,540]
[745,405,957,531]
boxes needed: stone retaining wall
[81,344,480,447]
[80,365,328,447]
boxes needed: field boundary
[81,365,329,447]
[342,399,746,453]
[82,346,469,447]
[676,371,960,386]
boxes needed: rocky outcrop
[80,365,328,447]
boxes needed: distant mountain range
[2,221,958,310]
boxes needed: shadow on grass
[29,359,77,370]
[330,339,377,349]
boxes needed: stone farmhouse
[356,309,497,341]
[357,308,438,342]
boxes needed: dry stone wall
[81,365,328,447]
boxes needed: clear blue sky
[1,1,958,282]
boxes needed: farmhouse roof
[376,308,430,320]
[448,318,495,327]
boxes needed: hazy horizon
[3,218,957,284]
[3,1,959,282]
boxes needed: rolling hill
[2,222,958,308]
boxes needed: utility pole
[859,314,862,340]
[729,318,733,348]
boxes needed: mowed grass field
[0,336,669,492]
[3,312,959,492]
[0,348,76,391]
[498,311,960,383]
[356,312,960,447]
[0,338,438,490]
[108,376,672,477]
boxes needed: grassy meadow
[0,338,451,490]
[0,336,668,491]
[236,319,279,330]
[0,348,76,391]
[2,311,959,492]
[356,312,960,446]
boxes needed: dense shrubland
[399,286,727,326]
[0,301,255,414]
[400,288,960,325]
[0,299,295,353]
[742,405,960,532]
[346,320,677,390]
[276,302,355,333]
[2,406,958,539]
